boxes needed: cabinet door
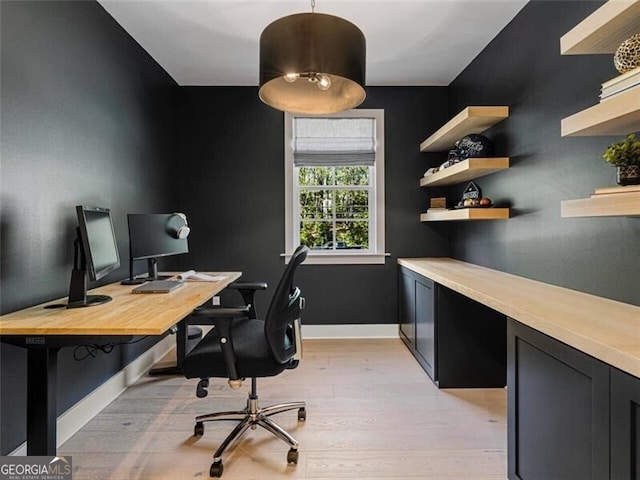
[507,320,609,480]
[611,368,640,480]
[398,268,415,346]
[414,276,436,381]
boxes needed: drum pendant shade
[259,12,366,115]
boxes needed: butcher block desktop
[398,257,639,377]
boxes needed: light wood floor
[59,338,507,479]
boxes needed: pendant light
[258,0,366,115]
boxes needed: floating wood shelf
[420,208,510,222]
[560,0,640,55]
[420,106,509,152]
[420,157,510,187]
[559,3,640,215]
[561,191,640,218]
[561,84,640,136]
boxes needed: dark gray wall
[447,0,639,306]
[0,1,178,454]
[2,0,636,460]
[177,87,450,324]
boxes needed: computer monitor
[122,213,190,284]
[66,206,121,308]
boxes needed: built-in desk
[398,258,639,377]
[0,272,241,456]
[398,258,639,479]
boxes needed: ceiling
[98,0,529,87]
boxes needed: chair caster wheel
[196,378,210,398]
[210,461,223,477]
[194,422,204,437]
[287,448,299,464]
[297,408,306,421]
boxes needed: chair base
[193,379,305,478]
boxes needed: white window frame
[284,109,386,265]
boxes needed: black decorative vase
[616,165,640,186]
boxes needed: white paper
[177,270,225,282]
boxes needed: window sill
[282,252,390,265]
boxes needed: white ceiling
[98,0,529,86]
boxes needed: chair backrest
[264,245,308,364]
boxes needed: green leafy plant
[603,133,640,166]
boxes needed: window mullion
[368,165,375,252]
[293,167,301,246]
[331,186,337,249]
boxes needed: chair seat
[182,318,291,379]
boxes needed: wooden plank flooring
[59,339,507,479]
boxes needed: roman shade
[293,117,375,166]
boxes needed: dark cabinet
[398,266,436,380]
[507,319,613,480]
[611,368,640,480]
[398,266,506,387]
[414,276,435,377]
[398,268,415,347]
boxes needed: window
[284,109,385,264]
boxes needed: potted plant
[602,133,640,186]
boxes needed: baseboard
[9,335,175,456]
[302,324,399,339]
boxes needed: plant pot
[616,165,640,186]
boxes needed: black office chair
[181,245,309,478]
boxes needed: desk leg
[148,320,193,376]
[176,320,187,369]
[27,347,59,456]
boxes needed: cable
[73,335,150,361]
[73,344,112,361]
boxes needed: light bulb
[317,74,332,91]
[283,73,300,83]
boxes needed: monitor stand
[66,237,112,308]
[146,257,173,280]
[120,257,172,285]
[67,268,112,308]
[67,295,113,308]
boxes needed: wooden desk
[0,272,241,456]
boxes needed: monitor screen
[125,213,189,282]
[76,206,120,281]
[127,213,189,260]
[60,206,120,308]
